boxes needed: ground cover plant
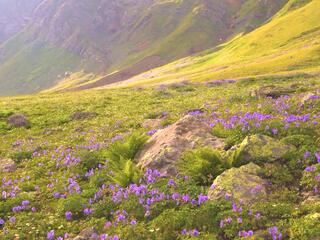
[0,75,320,239]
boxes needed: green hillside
[1,1,320,239]
[111,0,320,88]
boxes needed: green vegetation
[115,0,320,88]
[0,75,319,239]
[178,147,226,185]
[0,1,320,239]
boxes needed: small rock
[205,79,236,87]
[73,228,98,240]
[208,163,268,203]
[70,112,98,121]
[302,195,320,205]
[0,158,16,173]
[300,92,320,105]
[43,127,63,135]
[7,113,30,128]
[142,119,163,129]
[301,191,320,205]
[230,134,296,167]
[135,114,225,176]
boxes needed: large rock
[135,114,225,176]
[7,113,30,128]
[230,134,295,167]
[208,163,268,203]
[0,158,16,173]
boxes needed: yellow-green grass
[109,0,320,88]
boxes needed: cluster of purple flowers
[147,129,158,136]
[181,229,200,237]
[47,230,69,240]
[208,94,320,133]
[1,176,31,199]
[238,230,254,238]
[49,146,81,168]
[268,226,282,240]
[12,200,30,213]
[67,177,81,194]
[83,208,94,215]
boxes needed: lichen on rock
[230,134,296,167]
[208,163,268,203]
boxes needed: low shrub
[10,151,33,164]
[106,132,147,162]
[177,148,227,185]
[57,194,86,219]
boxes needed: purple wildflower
[65,211,72,220]
[316,152,320,163]
[47,230,55,240]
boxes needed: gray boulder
[7,113,30,128]
[208,163,268,203]
[135,114,225,176]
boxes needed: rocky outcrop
[7,113,30,128]
[0,158,16,173]
[208,163,268,203]
[230,134,296,167]
[135,114,225,176]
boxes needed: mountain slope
[0,0,287,95]
[0,0,42,44]
[111,0,320,88]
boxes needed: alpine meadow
[0,0,320,239]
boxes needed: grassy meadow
[1,74,320,239]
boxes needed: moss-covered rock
[208,163,268,203]
[230,134,296,167]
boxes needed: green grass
[1,74,320,239]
